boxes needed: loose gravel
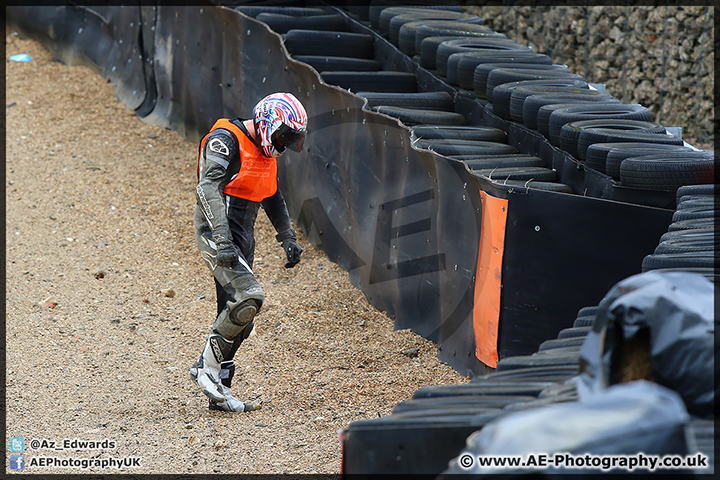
[4,31,466,475]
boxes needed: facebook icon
[9,454,25,470]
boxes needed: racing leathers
[190,117,301,410]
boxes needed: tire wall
[5,5,674,374]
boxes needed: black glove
[216,240,240,269]
[282,238,303,268]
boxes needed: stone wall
[464,5,714,149]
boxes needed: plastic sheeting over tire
[577,270,716,417]
[444,381,694,475]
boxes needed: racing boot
[189,333,233,402]
[209,361,261,412]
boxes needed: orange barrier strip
[473,191,509,368]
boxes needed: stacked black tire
[371,5,713,198]
[246,4,714,200]
[641,184,718,283]
[374,8,565,189]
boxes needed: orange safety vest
[197,118,278,202]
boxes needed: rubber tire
[419,35,482,70]
[585,143,621,173]
[523,92,619,130]
[378,6,473,35]
[411,125,506,142]
[485,69,585,107]
[369,3,463,29]
[449,57,564,88]
[492,179,573,193]
[495,351,580,371]
[468,63,569,100]
[490,79,589,120]
[642,252,717,271]
[495,84,596,122]
[358,91,453,111]
[577,128,685,163]
[284,30,375,58]
[293,55,381,73]
[462,157,546,170]
[538,336,586,352]
[558,116,661,158]
[411,21,506,58]
[256,13,347,34]
[557,326,591,339]
[619,152,715,190]
[391,402,507,416]
[577,305,599,317]
[321,71,417,93]
[604,144,694,180]
[677,198,718,210]
[573,315,596,327]
[536,102,600,139]
[551,104,654,150]
[672,207,715,222]
[415,139,516,156]
[654,240,714,255]
[659,229,718,243]
[511,87,614,125]
[668,218,716,232]
[676,184,718,204]
[454,52,553,91]
[583,142,688,174]
[412,382,553,399]
[678,194,717,203]
[472,166,557,182]
[375,106,465,126]
[435,38,527,77]
[560,119,664,160]
[483,365,579,381]
[560,119,666,160]
[234,6,327,18]
[451,154,539,161]
[388,11,483,47]
[485,71,586,104]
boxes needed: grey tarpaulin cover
[443,380,692,475]
[577,271,716,418]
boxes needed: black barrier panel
[143,5,261,142]
[135,6,159,117]
[498,188,673,357]
[6,5,677,375]
[281,90,485,370]
[7,6,148,111]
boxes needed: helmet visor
[272,123,306,153]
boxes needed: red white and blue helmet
[253,92,308,157]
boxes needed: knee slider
[230,299,260,328]
[214,299,259,340]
